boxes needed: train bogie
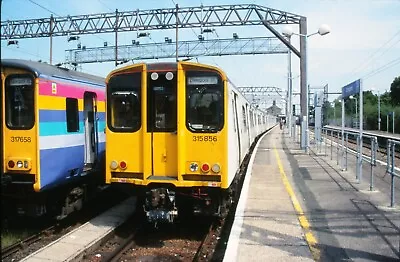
[1,59,106,219]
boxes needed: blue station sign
[342,79,361,99]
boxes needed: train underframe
[140,186,232,224]
[1,171,105,220]
[133,175,242,225]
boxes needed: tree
[390,76,400,105]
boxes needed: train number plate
[192,135,217,142]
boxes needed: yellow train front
[105,62,269,223]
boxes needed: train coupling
[143,188,178,223]
[145,208,178,224]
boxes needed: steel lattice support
[238,86,282,94]
[1,4,302,40]
[65,37,287,64]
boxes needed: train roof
[1,59,105,86]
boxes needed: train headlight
[17,161,23,168]
[119,161,127,170]
[189,163,198,172]
[211,164,221,173]
[165,72,174,80]
[151,72,159,80]
[201,163,210,172]
[110,160,118,170]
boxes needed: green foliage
[326,87,400,133]
[390,76,400,105]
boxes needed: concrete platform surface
[20,197,136,262]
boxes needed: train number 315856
[11,136,32,143]
[192,135,217,142]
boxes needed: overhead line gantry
[1,3,308,151]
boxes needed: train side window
[5,75,35,130]
[66,98,79,132]
[232,99,236,133]
[242,106,246,127]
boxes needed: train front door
[83,92,98,169]
[147,71,178,178]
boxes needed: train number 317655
[192,135,217,142]
[11,136,32,143]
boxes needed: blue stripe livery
[39,142,105,191]
[39,110,105,122]
[39,121,106,136]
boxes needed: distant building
[266,100,282,116]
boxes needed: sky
[1,0,400,111]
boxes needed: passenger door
[147,72,178,178]
[83,92,97,168]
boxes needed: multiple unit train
[104,62,275,223]
[1,59,276,223]
[1,59,106,219]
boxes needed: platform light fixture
[282,23,331,153]
[137,32,150,38]
[67,36,80,42]
[7,40,18,46]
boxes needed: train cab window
[5,75,35,130]
[186,72,224,133]
[66,98,79,132]
[107,73,141,132]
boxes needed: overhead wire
[346,29,400,80]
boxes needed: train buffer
[224,126,400,261]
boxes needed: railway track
[1,225,55,260]
[322,131,400,161]
[1,187,130,262]
[82,212,223,262]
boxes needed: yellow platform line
[273,143,320,261]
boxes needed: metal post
[330,130,333,160]
[114,9,118,67]
[392,112,395,134]
[49,14,54,65]
[324,129,327,156]
[337,131,340,165]
[299,17,308,152]
[345,133,348,171]
[378,92,381,131]
[341,98,345,168]
[370,137,376,191]
[355,97,358,127]
[390,142,395,207]
[358,80,364,183]
[175,4,179,62]
[287,36,293,137]
[333,103,336,125]
[356,135,360,182]
[387,115,389,133]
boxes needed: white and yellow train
[105,62,275,223]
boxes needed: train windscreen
[107,73,141,132]
[5,75,35,130]
[186,72,224,133]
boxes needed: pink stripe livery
[38,80,105,101]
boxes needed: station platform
[20,197,136,262]
[224,126,400,262]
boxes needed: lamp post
[349,95,358,128]
[285,34,293,137]
[331,102,336,125]
[378,91,381,131]
[283,24,331,153]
